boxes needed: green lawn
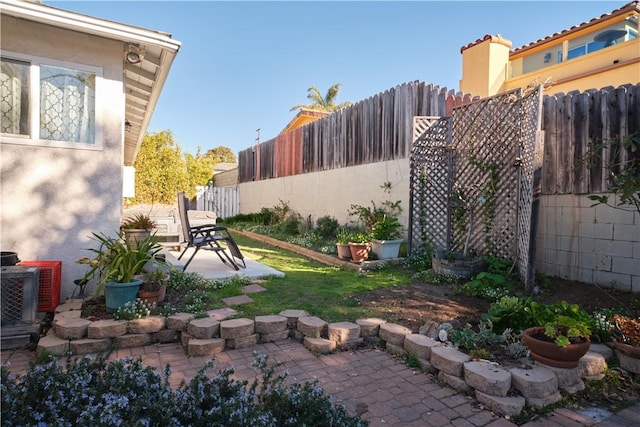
[229,233,415,322]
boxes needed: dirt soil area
[355,277,640,333]
[355,277,640,417]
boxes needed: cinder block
[613,223,640,241]
[612,257,639,277]
[594,270,631,289]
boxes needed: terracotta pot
[336,243,352,260]
[348,242,370,263]
[613,341,640,358]
[138,285,167,304]
[523,326,591,368]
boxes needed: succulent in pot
[610,314,640,358]
[121,213,156,230]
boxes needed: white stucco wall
[239,159,411,232]
[1,15,124,299]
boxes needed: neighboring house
[459,1,639,97]
[212,163,239,188]
[279,109,328,135]
[0,0,181,298]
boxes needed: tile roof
[460,2,639,55]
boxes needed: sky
[47,0,625,157]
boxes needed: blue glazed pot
[104,279,143,313]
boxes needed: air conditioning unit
[1,266,41,349]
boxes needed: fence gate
[409,86,543,288]
[196,186,240,219]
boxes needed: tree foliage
[132,130,236,203]
[133,130,188,204]
[205,146,237,164]
[290,83,353,113]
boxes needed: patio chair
[176,191,245,270]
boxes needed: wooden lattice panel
[450,90,523,259]
[516,86,543,284]
[409,117,450,252]
[410,87,542,288]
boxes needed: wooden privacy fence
[238,81,476,183]
[238,82,639,194]
[541,83,639,196]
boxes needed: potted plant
[610,314,640,359]
[432,189,485,278]
[121,213,156,249]
[138,270,169,304]
[335,227,353,260]
[522,313,593,368]
[370,215,403,260]
[348,232,371,263]
[80,231,169,312]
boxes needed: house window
[1,52,101,148]
[39,65,95,144]
[0,58,30,135]
[567,44,586,60]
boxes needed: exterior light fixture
[125,43,144,64]
[124,120,132,132]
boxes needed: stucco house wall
[1,14,125,298]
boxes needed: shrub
[482,296,536,334]
[315,215,339,240]
[457,272,513,301]
[1,354,368,427]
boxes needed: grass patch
[230,232,413,322]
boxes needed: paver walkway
[2,340,639,426]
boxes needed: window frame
[0,50,104,151]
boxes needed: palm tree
[290,83,353,112]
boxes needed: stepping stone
[240,284,267,293]
[222,295,255,306]
[207,307,237,321]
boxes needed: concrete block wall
[536,194,640,292]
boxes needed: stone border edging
[42,300,616,418]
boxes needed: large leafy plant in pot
[522,301,593,368]
[79,231,167,312]
[370,216,403,259]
